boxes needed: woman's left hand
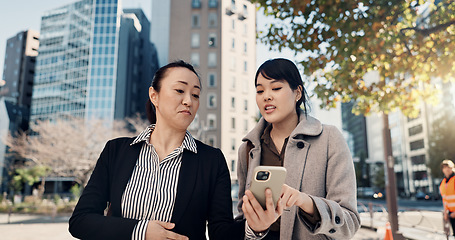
[280,184,315,215]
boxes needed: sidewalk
[0,213,398,240]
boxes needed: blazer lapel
[111,141,142,216]
[171,149,199,225]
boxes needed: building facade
[152,0,257,181]
[31,0,158,124]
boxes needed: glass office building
[31,0,157,124]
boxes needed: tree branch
[400,20,455,36]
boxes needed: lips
[264,104,276,114]
[179,110,191,115]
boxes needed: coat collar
[242,109,323,146]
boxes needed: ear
[295,85,303,102]
[149,87,158,107]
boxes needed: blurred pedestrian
[236,58,360,239]
[440,159,455,236]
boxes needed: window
[208,73,216,87]
[190,52,200,67]
[208,93,217,108]
[231,160,235,172]
[207,135,216,146]
[191,33,200,48]
[231,97,235,108]
[192,0,201,8]
[209,0,218,8]
[410,139,424,151]
[408,124,423,136]
[208,13,217,28]
[243,23,248,35]
[192,14,200,28]
[231,138,236,151]
[242,78,248,93]
[208,33,217,47]
[231,76,236,89]
[244,119,248,132]
[244,99,248,111]
[243,4,248,17]
[244,61,247,72]
[231,0,236,10]
[231,117,236,130]
[208,52,217,68]
[208,114,216,129]
[244,42,247,53]
[231,57,236,70]
[231,38,235,49]
[411,155,425,165]
[232,19,235,30]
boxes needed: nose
[182,93,192,107]
[263,91,272,101]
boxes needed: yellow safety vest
[440,176,455,212]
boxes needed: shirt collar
[130,124,198,154]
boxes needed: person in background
[440,159,455,236]
[69,60,270,240]
[236,58,360,239]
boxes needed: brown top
[260,124,321,232]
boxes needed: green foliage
[70,184,82,199]
[254,0,455,117]
[428,113,455,179]
[9,165,49,193]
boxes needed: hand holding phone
[249,166,287,209]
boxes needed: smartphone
[249,166,287,209]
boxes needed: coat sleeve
[235,142,248,220]
[69,140,139,240]
[299,126,360,238]
[207,148,245,240]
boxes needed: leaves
[254,0,455,116]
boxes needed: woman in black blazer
[69,61,271,240]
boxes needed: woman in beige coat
[237,58,360,239]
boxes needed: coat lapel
[171,149,199,225]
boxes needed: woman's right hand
[145,221,188,240]
[242,189,283,232]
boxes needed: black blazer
[69,137,245,240]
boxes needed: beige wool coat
[236,111,360,239]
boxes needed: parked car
[415,191,431,200]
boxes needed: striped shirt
[121,125,197,240]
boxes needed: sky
[0,0,341,129]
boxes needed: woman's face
[255,73,301,125]
[149,67,201,131]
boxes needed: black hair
[146,60,201,124]
[255,58,309,115]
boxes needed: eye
[192,94,200,99]
[272,87,282,91]
[256,90,264,94]
[175,89,184,93]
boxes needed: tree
[254,0,455,117]
[428,113,455,179]
[3,116,147,191]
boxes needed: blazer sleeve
[207,148,246,240]
[300,126,360,238]
[69,140,139,240]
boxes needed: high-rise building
[0,30,39,193]
[1,30,39,121]
[341,101,369,159]
[31,0,158,124]
[151,0,257,182]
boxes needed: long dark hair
[255,58,309,115]
[146,60,201,124]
